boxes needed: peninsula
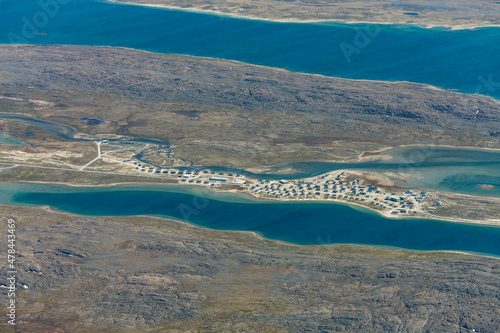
[108,0,500,29]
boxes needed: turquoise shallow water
[2,183,500,256]
[1,0,500,98]
[266,147,500,197]
[0,131,28,146]
[1,113,499,196]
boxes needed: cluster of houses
[123,159,435,216]
[125,160,242,186]
[242,173,432,215]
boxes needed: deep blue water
[2,183,500,256]
[1,0,500,98]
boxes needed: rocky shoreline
[0,205,499,332]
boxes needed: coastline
[3,181,500,260]
[356,144,500,163]
[5,44,500,105]
[393,143,500,153]
[95,45,500,105]
[104,0,500,31]
[8,203,498,259]
[3,179,500,227]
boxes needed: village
[122,156,437,218]
[0,131,443,219]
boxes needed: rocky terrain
[0,45,499,167]
[109,0,500,29]
[0,44,499,333]
[0,205,499,332]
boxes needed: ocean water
[0,0,499,99]
[2,183,500,256]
